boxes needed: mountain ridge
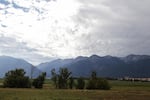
[37,54,150,78]
[0,56,41,78]
[0,54,150,78]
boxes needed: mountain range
[37,54,150,78]
[0,54,150,78]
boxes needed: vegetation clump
[76,77,85,89]
[51,68,110,90]
[3,67,110,90]
[32,72,46,88]
[86,71,111,90]
[3,69,31,88]
[51,68,72,89]
[68,77,74,89]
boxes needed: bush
[86,78,111,90]
[51,68,72,89]
[86,79,97,89]
[68,77,74,89]
[32,72,46,89]
[86,71,111,90]
[76,77,85,89]
[3,69,31,88]
[96,78,111,90]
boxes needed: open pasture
[0,80,150,100]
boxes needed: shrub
[86,71,111,90]
[32,72,46,88]
[86,79,97,89]
[3,69,31,88]
[86,78,111,90]
[76,77,85,89]
[68,77,74,89]
[51,68,72,89]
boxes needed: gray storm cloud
[0,0,150,64]
[75,0,150,56]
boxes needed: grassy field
[0,79,150,100]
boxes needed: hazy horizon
[1,0,150,64]
[1,53,150,66]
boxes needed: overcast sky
[0,0,150,65]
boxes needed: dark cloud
[1,0,150,63]
[75,0,150,56]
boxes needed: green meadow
[0,79,150,100]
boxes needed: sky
[0,0,150,65]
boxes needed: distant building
[121,77,150,82]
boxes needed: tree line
[51,68,111,90]
[2,68,111,90]
[3,69,46,88]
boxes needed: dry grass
[0,79,150,100]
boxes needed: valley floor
[0,80,150,100]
